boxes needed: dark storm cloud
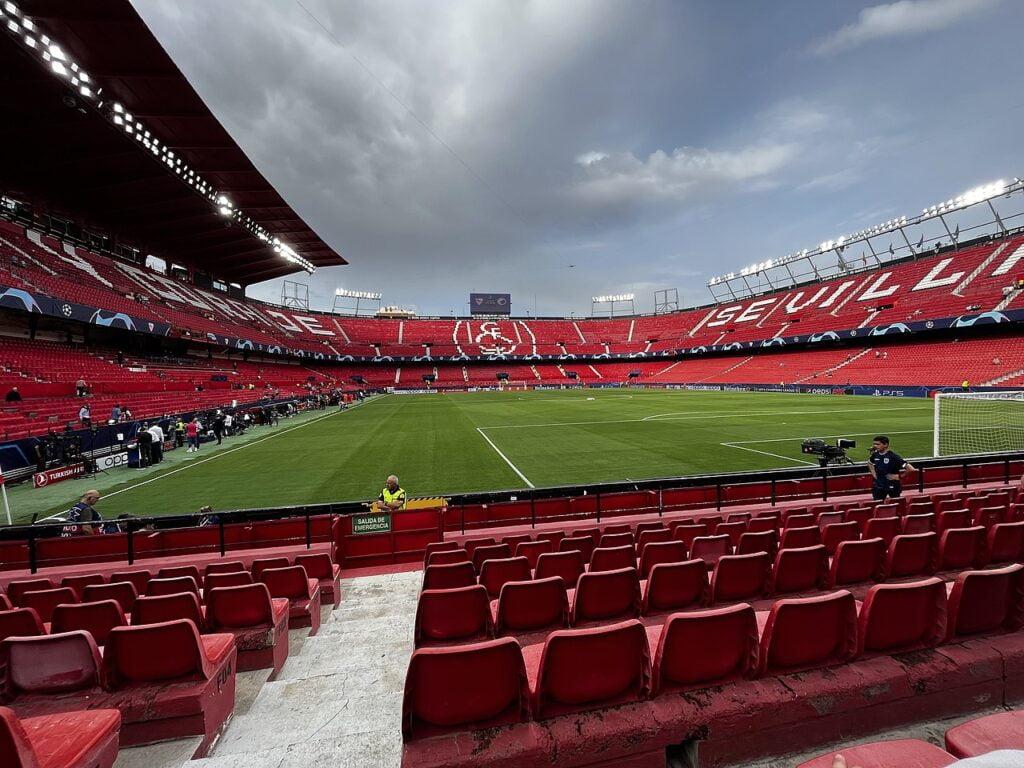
[133,0,1022,316]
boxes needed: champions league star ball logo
[474,321,517,356]
[61,304,73,317]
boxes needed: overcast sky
[132,0,1023,317]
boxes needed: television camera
[800,438,857,467]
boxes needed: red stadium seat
[758,591,858,676]
[558,536,595,563]
[885,532,938,578]
[203,572,253,591]
[857,578,947,657]
[205,583,290,674]
[736,530,778,558]
[514,540,552,569]
[422,561,476,591]
[711,552,770,603]
[250,558,290,581]
[494,577,568,635]
[101,620,236,754]
[259,566,321,634]
[634,522,665,536]
[294,553,342,609]
[6,579,53,606]
[822,521,859,556]
[589,545,636,573]
[478,557,532,599]
[414,586,492,646]
[945,710,1024,758]
[0,704,121,768]
[471,544,512,574]
[816,511,844,530]
[936,509,971,535]
[145,576,199,598]
[500,534,532,552]
[535,531,564,548]
[157,565,203,586]
[714,522,746,550]
[638,540,688,579]
[726,512,751,525]
[784,514,815,530]
[902,513,935,534]
[844,507,872,533]
[426,549,469,566]
[108,571,150,596]
[747,515,780,533]
[602,524,632,537]
[529,619,650,719]
[423,541,459,563]
[636,528,672,550]
[937,526,986,570]
[203,560,246,578]
[571,568,641,625]
[21,588,77,624]
[1,631,102,698]
[946,564,1024,640]
[402,638,529,740]
[874,503,900,519]
[463,537,497,558]
[780,526,821,550]
[132,592,206,631]
[598,532,634,549]
[796,739,956,768]
[770,545,828,595]
[829,537,886,587]
[534,551,584,588]
[574,527,601,542]
[50,601,126,646]
[651,604,758,695]
[987,521,1024,564]
[59,574,105,601]
[973,506,1003,529]
[671,524,707,550]
[642,561,709,616]
[0,609,45,643]
[690,535,731,568]
[0,595,8,611]
[863,516,900,546]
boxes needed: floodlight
[4,2,17,14]
[218,206,232,216]
[47,43,65,60]
[49,60,66,76]
[23,33,34,47]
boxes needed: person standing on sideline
[79,403,91,427]
[148,421,165,464]
[174,417,185,447]
[136,422,153,467]
[868,435,915,501]
[377,475,407,511]
[186,417,200,452]
[213,411,225,445]
[60,489,102,536]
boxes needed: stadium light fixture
[336,289,382,300]
[592,293,634,303]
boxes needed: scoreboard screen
[470,293,511,315]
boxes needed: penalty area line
[720,442,818,466]
[476,427,535,488]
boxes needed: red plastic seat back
[747,516,780,533]
[987,521,1024,564]
[534,551,584,588]
[478,557,532,599]
[103,620,211,686]
[589,545,636,573]
[463,537,496,558]
[0,706,36,768]
[132,592,205,630]
[653,604,757,694]
[414,585,492,645]
[82,582,138,614]
[859,578,947,655]
[672,524,707,550]
[471,544,511,574]
[558,536,595,562]
[0,609,45,643]
[864,516,900,546]
[902,513,935,535]
[157,565,202,585]
[822,521,859,556]
[634,522,665,537]
[642,561,709,615]
[402,638,529,740]
[534,620,650,719]
[515,540,553,569]
[426,549,469,566]
[946,564,1024,639]
[711,552,771,602]
[598,532,634,549]
[830,537,885,587]
[759,591,858,675]
[204,571,253,591]
[21,588,77,624]
[936,509,971,535]
[886,532,938,578]
[771,545,828,595]
[795,739,957,768]
[204,560,246,578]
[1,630,101,696]
[495,577,568,635]
[572,568,641,624]
[781,526,821,550]
[784,514,815,530]
[714,522,746,549]
[251,558,290,581]
[639,541,688,579]
[60,574,105,600]
[109,571,151,596]
[501,534,532,552]
[51,600,126,646]
[938,526,985,570]
[690,535,731,567]
[637,529,672,550]
[736,530,778,558]
[6,579,52,606]
[602,524,632,537]
[816,512,844,530]
[145,576,199,597]
[206,583,276,630]
[422,561,476,591]
[259,566,311,600]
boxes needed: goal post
[933,390,1024,456]
[497,380,531,391]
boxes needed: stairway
[588,364,603,379]
[994,288,1021,312]
[857,309,881,329]
[700,356,753,383]
[952,241,1011,296]
[794,347,873,384]
[572,322,586,342]
[530,365,542,380]
[461,366,469,382]
[982,367,1024,386]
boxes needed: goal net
[497,380,531,391]
[934,391,1024,456]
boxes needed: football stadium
[1,2,1024,767]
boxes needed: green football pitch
[9,389,936,522]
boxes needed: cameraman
[868,435,915,500]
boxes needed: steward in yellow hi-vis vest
[378,475,407,511]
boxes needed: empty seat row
[0,705,121,768]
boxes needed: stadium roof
[0,0,345,285]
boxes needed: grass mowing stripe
[475,427,535,488]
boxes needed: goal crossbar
[933,390,1024,457]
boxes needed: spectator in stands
[868,435,915,501]
[120,406,133,422]
[136,422,153,467]
[197,505,220,527]
[79,403,91,427]
[76,376,88,397]
[5,386,21,401]
[111,404,121,423]
[377,475,407,511]
[116,350,124,365]
[148,421,165,464]
[186,417,200,452]
[60,489,102,537]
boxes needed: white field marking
[512,395,638,402]
[102,399,378,500]
[719,442,819,466]
[477,406,930,431]
[475,427,535,488]
[725,428,933,445]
